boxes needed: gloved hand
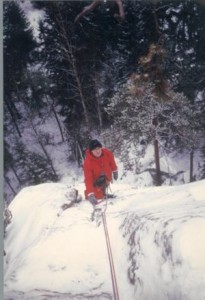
[113,171,118,180]
[88,193,98,205]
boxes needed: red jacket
[83,148,118,199]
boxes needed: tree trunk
[10,164,22,185]
[25,71,42,117]
[4,98,22,137]
[76,140,84,167]
[30,120,58,178]
[24,102,58,178]
[190,149,194,182]
[54,7,91,131]
[69,49,90,131]
[154,138,162,186]
[4,176,17,196]
[93,74,103,132]
[152,117,161,186]
[46,95,65,143]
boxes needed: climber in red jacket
[83,139,118,205]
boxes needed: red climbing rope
[102,208,120,300]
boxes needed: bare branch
[74,0,100,23]
[74,0,125,23]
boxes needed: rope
[102,212,120,300]
[101,188,120,300]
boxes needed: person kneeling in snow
[83,139,118,205]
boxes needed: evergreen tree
[106,79,200,185]
[3,1,36,135]
[13,141,58,186]
[3,1,36,96]
[34,1,92,132]
[155,0,205,100]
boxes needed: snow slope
[4,180,205,300]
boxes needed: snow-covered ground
[4,178,205,300]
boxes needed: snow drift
[4,180,205,300]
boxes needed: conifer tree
[3,1,36,136]
[106,79,199,185]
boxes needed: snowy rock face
[4,181,205,300]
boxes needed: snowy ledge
[4,180,205,300]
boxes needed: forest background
[3,0,205,204]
